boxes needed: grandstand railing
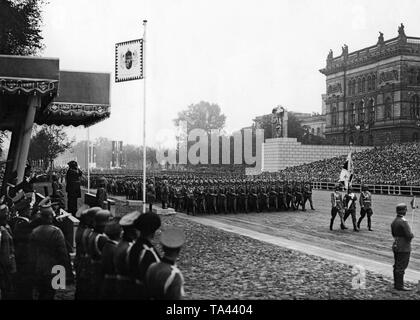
[312,182,420,196]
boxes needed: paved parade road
[183,190,420,280]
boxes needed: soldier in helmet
[357,185,373,231]
[303,181,315,211]
[330,184,347,230]
[161,180,170,209]
[146,180,156,213]
[145,227,186,300]
[100,219,122,299]
[29,201,71,299]
[343,187,359,232]
[391,203,414,291]
[86,209,111,299]
[74,206,101,300]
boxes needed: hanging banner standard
[115,39,143,82]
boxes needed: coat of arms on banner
[115,39,143,82]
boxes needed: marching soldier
[146,181,156,213]
[249,184,259,213]
[227,186,237,214]
[114,211,140,300]
[186,184,196,215]
[217,185,227,214]
[196,185,206,215]
[128,212,161,299]
[161,180,170,209]
[294,183,304,211]
[343,187,359,232]
[145,227,186,300]
[207,184,218,214]
[303,182,315,211]
[268,184,278,211]
[391,203,414,291]
[330,184,347,231]
[238,184,248,213]
[357,186,373,231]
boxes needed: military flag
[339,151,353,190]
[115,39,143,82]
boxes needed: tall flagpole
[142,20,147,213]
[87,126,90,193]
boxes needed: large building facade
[320,24,420,146]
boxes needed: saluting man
[391,203,414,291]
[357,185,373,231]
[145,227,186,300]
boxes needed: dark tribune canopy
[0,55,111,130]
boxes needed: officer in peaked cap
[114,211,141,299]
[145,227,186,300]
[391,203,414,291]
[128,212,162,299]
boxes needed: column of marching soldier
[91,174,316,214]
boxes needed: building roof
[0,55,110,130]
[320,25,420,76]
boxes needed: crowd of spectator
[274,142,420,186]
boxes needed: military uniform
[128,212,161,299]
[303,183,315,211]
[343,189,359,231]
[114,211,140,300]
[145,228,185,300]
[86,210,111,299]
[74,206,101,300]
[0,204,16,300]
[391,203,414,291]
[330,186,346,230]
[357,187,373,231]
[29,204,71,300]
[100,220,122,299]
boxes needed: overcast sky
[40,0,420,148]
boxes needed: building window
[358,78,362,93]
[384,97,392,120]
[361,78,366,93]
[348,81,352,96]
[367,76,372,91]
[352,79,356,95]
[413,132,419,141]
[348,135,354,144]
[358,100,365,123]
[410,94,420,119]
[372,75,376,90]
[311,128,315,135]
[358,135,363,146]
[332,106,338,126]
[350,103,356,125]
[367,98,375,123]
[317,127,321,136]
